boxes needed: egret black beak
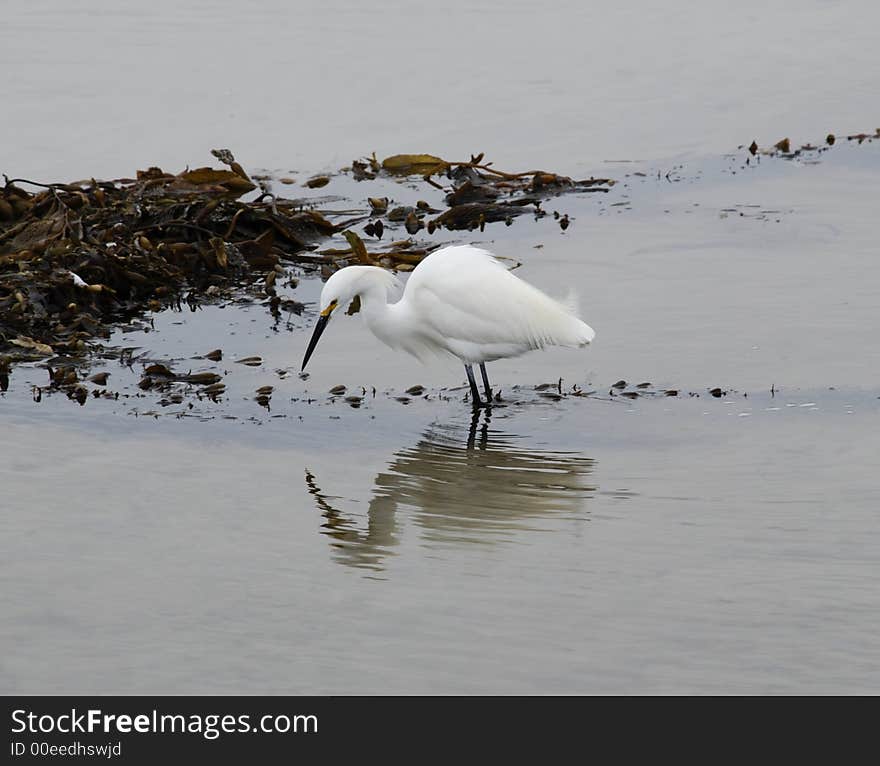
[301,303,336,371]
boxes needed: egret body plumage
[301,245,595,406]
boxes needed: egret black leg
[479,363,493,402]
[464,364,482,407]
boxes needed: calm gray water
[2,1,879,693]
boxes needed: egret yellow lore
[301,245,595,407]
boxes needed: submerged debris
[743,127,877,160]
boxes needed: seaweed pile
[1,150,613,368]
[352,152,611,233]
[0,150,340,364]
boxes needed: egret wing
[407,247,588,353]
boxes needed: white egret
[301,245,595,407]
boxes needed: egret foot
[479,362,493,403]
[465,364,492,409]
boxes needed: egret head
[301,266,401,371]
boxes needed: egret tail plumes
[301,244,595,407]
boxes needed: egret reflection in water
[305,410,597,571]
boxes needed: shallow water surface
[3,0,879,181]
[4,386,878,693]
